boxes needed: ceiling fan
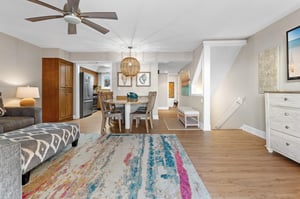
[25,0,118,34]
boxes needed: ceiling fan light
[64,14,81,24]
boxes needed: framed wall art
[101,73,111,89]
[258,47,279,93]
[180,70,190,96]
[117,72,132,87]
[287,26,300,80]
[136,72,151,87]
[169,82,174,98]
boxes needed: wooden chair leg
[130,115,133,132]
[149,113,154,129]
[136,118,140,128]
[101,114,106,135]
[118,118,122,132]
[145,118,149,133]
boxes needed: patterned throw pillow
[0,107,5,116]
[0,92,6,116]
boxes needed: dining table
[105,97,148,129]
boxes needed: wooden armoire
[42,58,73,122]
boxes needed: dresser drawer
[270,106,300,138]
[269,93,300,108]
[270,130,300,163]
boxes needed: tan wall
[0,32,42,106]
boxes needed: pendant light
[120,46,140,77]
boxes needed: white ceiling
[1,0,300,54]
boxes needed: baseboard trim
[158,107,169,110]
[199,122,204,130]
[240,124,265,139]
[153,114,159,120]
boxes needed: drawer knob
[286,143,290,146]
[284,97,288,101]
[285,125,289,129]
[284,112,289,116]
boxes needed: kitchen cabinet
[42,58,74,122]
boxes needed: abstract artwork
[117,72,132,87]
[258,47,279,94]
[102,73,111,88]
[136,72,151,87]
[180,70,190,96]
[169,82,174,98]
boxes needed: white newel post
[202,43,211,131]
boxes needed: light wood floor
[72,109,300,198]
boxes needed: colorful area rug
[164,118,202,131]
[23,133,210,199]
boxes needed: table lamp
[16,86,40,106]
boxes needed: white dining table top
[105,97,148,105]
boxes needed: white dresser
[265,92,300,163]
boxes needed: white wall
[0,32,42,107]
[212,8,300,131]
[158,73,169,109]
[112,62,159,118]
[211,45,244,95]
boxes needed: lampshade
[120,47,140,77]
[16,86,40,106]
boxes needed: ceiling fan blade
[68,24,77,34]
[27,0,64,13]
[73,0,80,11]
[67,0,74,11]
[80,12,118,20]
[26,15,63,22]
[81,18,109,34]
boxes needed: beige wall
[212,8,300,131]
[0,32,42,106]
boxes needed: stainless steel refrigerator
[80,72,94,118]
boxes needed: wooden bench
[177,106,200,128]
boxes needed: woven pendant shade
[120,47,140,77]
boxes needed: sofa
[0,107,42,133]
[0,92,42,133]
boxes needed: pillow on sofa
[0,92,6,116]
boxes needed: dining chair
[101,92,125,121]
[97,91,113,110]
[99,92,122,134]
[130,91,157,133]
